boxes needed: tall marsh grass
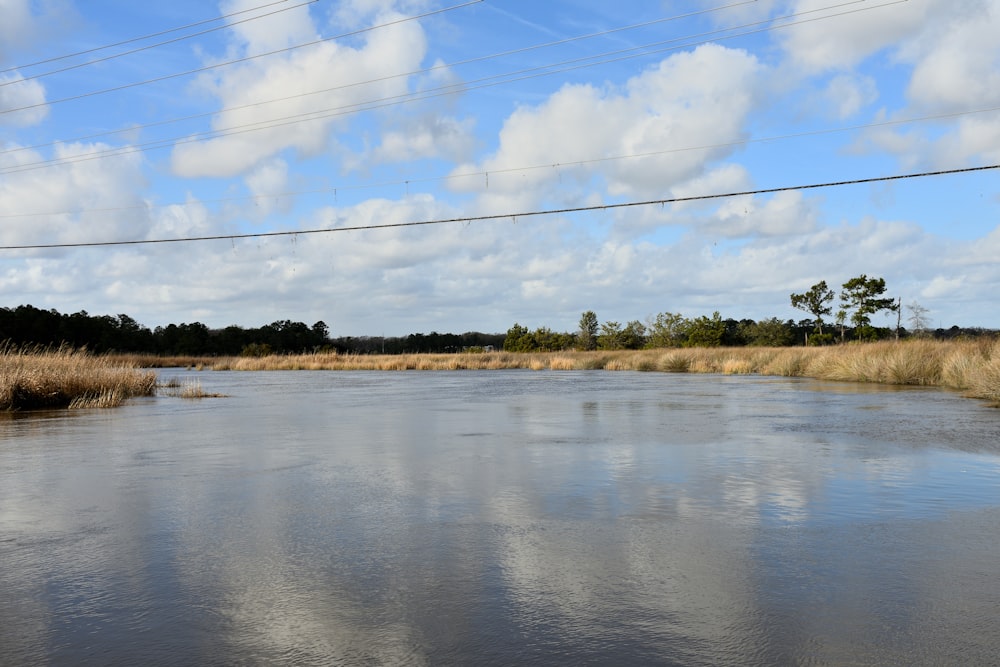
[1,346,157,410]
[13,340,994,410]
[171,340,1000,405]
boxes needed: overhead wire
[1,164,996,251]
[2,103,998,220]
[0,0,319,87]
[0,0,297,74]
[0,0,759,158]
[0,0,907,177]
[0,0,485,116]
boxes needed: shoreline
[4,340,997,410]
[125,339,1000,407]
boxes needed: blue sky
[1,0,999,335]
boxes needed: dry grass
[1,345,157,411]
[95,338,1000,405]
[116,353,218,369]
[157,377,227,399]
[101,339,1000,406]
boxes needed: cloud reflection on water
[0,371,998,664]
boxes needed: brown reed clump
[1,345,157,411]
[943,339,1000,404]
[658,351,692,373]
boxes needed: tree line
[504,275,994,352]
[2,276,994,356]
[0,304,506,355]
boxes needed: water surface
[1,371,998,665]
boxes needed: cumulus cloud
[172,4,430,178]
[0,0,81,126]
[778,0,930,73]
[0,0,73,62]
[0,142,148,249]
[449,44,762,204]
[0,74,48,127]
[365,113,475,165]
[901,0,1000,113]
[220,0,316,52]
[803,0,1000,167]
[706,190,820,238]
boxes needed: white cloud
[901,0,1000,113]
[243,158,291,220]
[450,44,762,203]
[778,0,929,73]
[172,6,429,178]
[0,0,73,62]
[0,142,148,248]
[707,190,820,238]
[806,1,1000,167]
[367,113,475,165]
[822,73,878,120]
[0,74,48,127]
[220,0,316,53]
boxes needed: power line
[0,0,758,158]
[2,104,997,220]
[0,0,484,115]
[0,0,907,176]
[2,164,995,251]
[0,0,296,74]
[0,1,319,87]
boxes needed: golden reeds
[1,345,157,411]
[10,340,993,410]
[93,339,1000,406]
[160,341,998,404]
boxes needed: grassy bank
[200,339,1000,405]
[5,340,997,410]
[1,346,157,410]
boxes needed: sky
[1,0,999,336]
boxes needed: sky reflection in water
[1,371,998,665]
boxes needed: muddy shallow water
[1,370,998,665]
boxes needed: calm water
[1,370,999,666]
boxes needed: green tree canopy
[597,320,624,350]
[644,311,688,348]
[684,312,726,347]
[840,275,898,339]
[790,280,834,336]
[742,317,793,347]
[577,311,598,350]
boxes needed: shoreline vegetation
[1,346,156,411]
[3,339,998,411]
[136,338,999,406]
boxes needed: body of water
[1,370,998,665]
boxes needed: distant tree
[531,327,561,351]
[503,323,531,352]
[790,280,835,342]
[621,320,647,349]
[840,275,898,340]
[684,311,726,347]
[597,321,625,350]
[835,309,848,343]
[906,301,931,336]
[312,320,330,343]
[743,317,793,347]
[722,318,745,346]
[644,311,688,348]
[577,311,598,350]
